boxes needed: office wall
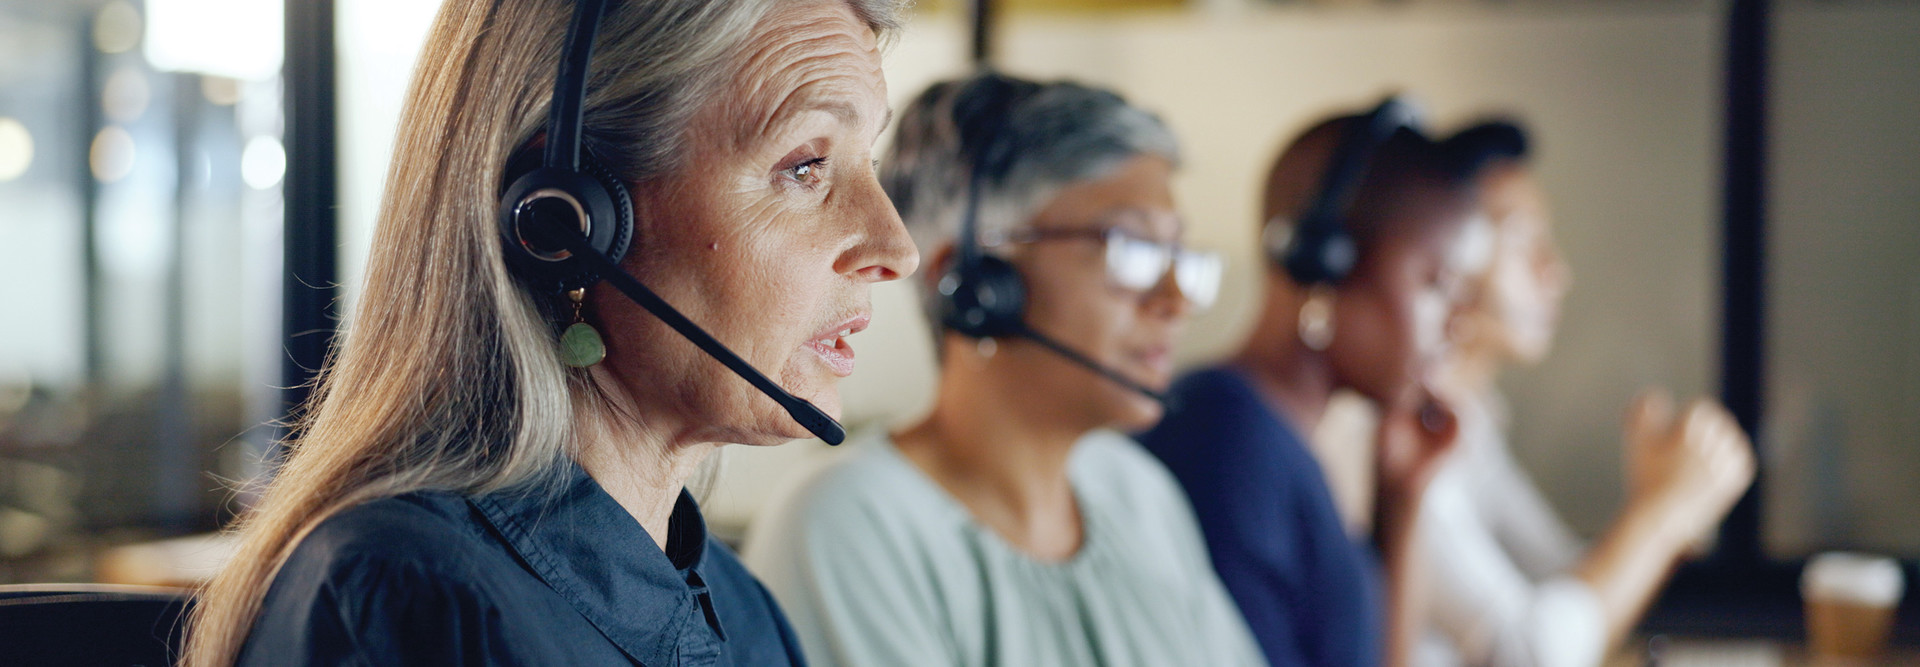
[1763,0,1920,558]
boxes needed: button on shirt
[1137,366,1385,667]
[240,464,805,666]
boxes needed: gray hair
[578,0,904,186]
[880,73,1180,335]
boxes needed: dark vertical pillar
[1717,0,1769,567]
[971,0,996,68]
[79,18,103,386]
[281,0,338,443]
[155,72,199,529]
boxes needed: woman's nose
[834,171,920,282]
[1141,267,1192,321]
[1543,244,1572,295]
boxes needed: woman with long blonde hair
[186,0,916,663]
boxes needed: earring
[1297,286,1335,352]
[976,336,998,359]
[559,288,606,368]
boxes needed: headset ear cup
[940,254,1027,339]
[1275,96,1419,286]
[578,157,635,271]
[1281,224,1357,286]
[496,158,635,292]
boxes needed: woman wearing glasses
[743,73,1262,667]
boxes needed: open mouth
[803,314,869,377]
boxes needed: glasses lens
[1106,233,1172,291]
[1175,250,1224,309]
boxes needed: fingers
[1374,384,1462,499]
[1628,388,1677,438]
[1676,399,1756,512]
[1623,387,1679,498]
[1416,390,1459,453]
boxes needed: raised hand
[1621,389,1756,546]
[1376,382,1462,507]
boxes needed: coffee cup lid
[1802,552,1905,606]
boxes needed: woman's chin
[1106,389,1166,432]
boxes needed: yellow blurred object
[94,533,237,588]
[917,0,1186,13]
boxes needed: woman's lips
[804,335,856,377]
[804,314,869,378]
[1127,343,1175,383]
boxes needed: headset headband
[954,72,1030,270]
[1275,96,1422,285]
[546,0,606,172]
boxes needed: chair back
[0,584,192,666]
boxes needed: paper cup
[1802,552,1904,659]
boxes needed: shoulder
[1166,366,1269,415]
[1139,366,1315,487]
[1141,366,1289,455]
[743,432,961,571]
[1072,430,1213,546]
[284,493,500,586]
[760,433,953,538]
[741,433,970,661]
[245,493,570,664]
[1072,431,1189,509]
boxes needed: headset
[497,0,846,445]
[1267,96,1423,285]
[935,73,1169,405]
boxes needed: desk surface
[1608,637,1920,667]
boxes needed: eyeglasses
[984,226,1224,309]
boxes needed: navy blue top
[1138,366,1384,667]
[239,464,805,666]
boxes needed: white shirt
[1418,391,1607,667]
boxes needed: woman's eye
[784,158,827,185]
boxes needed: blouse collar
[469,463,726,665]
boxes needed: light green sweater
[743,429,1267,667]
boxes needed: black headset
[496,0,846,445]
[935,73,1169,405]
[1268,96,1422,285]
[937,74,1031,341]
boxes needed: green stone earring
[559,288,606,368]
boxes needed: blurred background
[0,0,1914,646]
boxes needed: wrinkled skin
[590,1,919,447]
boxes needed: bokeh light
[90,126,136,183]
[102,68,151,123]
[201,76,242,106]
[144,0,284,81]
[0,118,33,182]
[240,136,285,190]
[93,1,142,54]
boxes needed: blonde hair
[185,0,901,664]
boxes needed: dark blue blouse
[239,464,805,666]
[1138,366,1384,667]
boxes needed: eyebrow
[1103,207,1185,235]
